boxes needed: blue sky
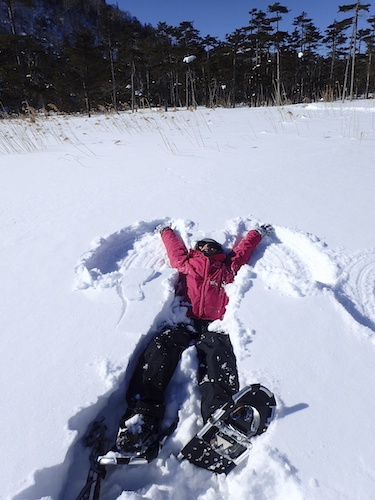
[108,1,373,40]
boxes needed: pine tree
[363,16,375,98]
[268,2,289,105]
[339,1,371,100]
[63,29,104,115]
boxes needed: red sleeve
[161,228,188,271]
[230,230,262,274]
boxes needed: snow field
[1,102,375,499]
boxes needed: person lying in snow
[115,223,274,454]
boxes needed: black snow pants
[125,320,239,422]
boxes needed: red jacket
[161,228,262,320]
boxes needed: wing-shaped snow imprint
[75,216,375,337]
[74,219,170,290]
[332,250,375,333]
[74,218,200,325]
[255,227,338,297]
[254,225,375,336]
[74,219,173,327]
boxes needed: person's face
[197,242,220,256]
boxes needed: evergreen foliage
[0,0,374,114]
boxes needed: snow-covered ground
[1,102,375,500]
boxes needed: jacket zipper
[198,257,209,318]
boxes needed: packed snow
[1,101,375,500]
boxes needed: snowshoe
[179,384,276,474]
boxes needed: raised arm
[230,230,262,274]
[161,227,189,271]
[230,223,273,274]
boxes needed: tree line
[1,0,374,115]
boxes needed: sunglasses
[197,241,222,251]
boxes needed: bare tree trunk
[131,61,135,112]
[275,49,281,105]
[349,3,360,100]
[82,78,91,117]
[5,0,17,36]
[231,51,236,108]
[108,41,117,111]
[5,0,21,66]
[342,52,350,101]
[329,40,336,82]
[190,69,197,109]
[365,48,372,98]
